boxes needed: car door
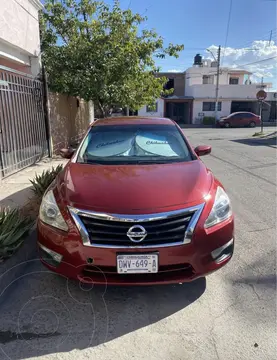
[230,113,242,127]
[241,113,251,126]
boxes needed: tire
[224,122,230,128]
[249,121,256,128]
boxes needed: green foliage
[203,116,216,125]
[41,0,184,116]
[0,208,33,261]
[252,132,264,137]
[30,165,63,197]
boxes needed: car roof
[92,116,174,126]
[230,112,256,116]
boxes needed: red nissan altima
[37,117,234,285]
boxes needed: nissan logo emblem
[127,225,147,243]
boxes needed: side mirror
[60,148,75,159]
[194,145,212,157]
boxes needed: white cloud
[167,69,182,73]
[206,41,277,82]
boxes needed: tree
[41,0,184,117]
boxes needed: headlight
[204,187,232,228]
[39,190,68,231]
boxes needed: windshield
[77,124,193,165]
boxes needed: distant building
[138,71,193,123]
[185,58,266,123]
[138,55,274,124]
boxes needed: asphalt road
[0,127,276,360]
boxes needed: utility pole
[260,77,264,133]
[269,30,272,46]
[215,45,221,122]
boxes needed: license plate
[117,254,158,274]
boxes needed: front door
[166,102,185,123]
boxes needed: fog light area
[211,239,234,264]
[38,242,63,267]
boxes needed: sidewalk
[0,157,68,209]
[0,157,68,295]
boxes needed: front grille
[81,263,195,283]
[79,211,195,247]
[83,263,194,275]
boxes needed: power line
[234,28,276,49]
[222,0,233,65]
[235,56,277,67]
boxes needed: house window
[164,78,174,91]
[202,102,222,111]
[146,102,158,112]
[203,75,214,84]
[229,77,239,85]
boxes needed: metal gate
[0,67,49,178]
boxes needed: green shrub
[253,132,264,137]
[0,208,33,261]
[203,116,216,125]
[30,164,63,198]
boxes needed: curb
[0,229,38,300]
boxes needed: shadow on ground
[232,274,276,289]
[0,186,33,209]
[231,135,277,148]
[0,258,206,359]
[226,252,276,324]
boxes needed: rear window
[77,124,193,165]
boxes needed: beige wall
[48,93,90,154]
[157,72,186,96]
[173,75,186,96]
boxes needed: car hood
[58,161,213,213]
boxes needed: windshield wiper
[133,158,180,164]
[79,159,108,165]
[78,157,183,165]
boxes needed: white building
[137,98,165,118]
[138,57,273,124]
[0,0,43,76]
[185,58,263,123]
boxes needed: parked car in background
[37,117,234,286]
[217,112,261,128]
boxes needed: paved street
[0,127,276,360]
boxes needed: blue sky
[106,0,277,87]
[45,0,277,87]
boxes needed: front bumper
[216,120,225,127]
[37,217,234,286]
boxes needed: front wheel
[249,121,256,128]
[224,122,230,128]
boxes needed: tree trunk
[97,100,106,118]
[88,100,94,123]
